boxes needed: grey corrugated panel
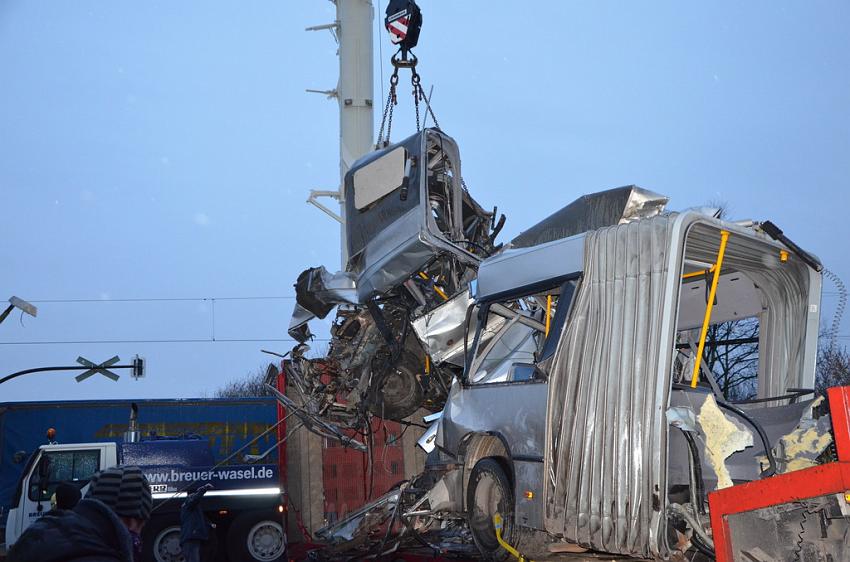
[544,215,675,557]
[541,212,819,557]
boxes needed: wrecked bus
[277,126,844,559]
[415,208,837,560]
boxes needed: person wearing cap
[8,465,152,562]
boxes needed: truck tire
[143,516,219,562]
[143,515,183,562]
[226,511,286,562]
[467,458,517,561]
[368,351,424,421]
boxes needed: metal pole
[336,0,374,267]
[0,364,136,385]
[277,365,288,518]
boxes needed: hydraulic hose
[690,531,716,559]
[715,399,778,478]
[669,503,715,555]
[677,428,707,515]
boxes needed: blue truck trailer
[0,397,285,562]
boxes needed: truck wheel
[369,351,424,420]
[142,516,183,562]
[226,511,286,562]
[468,458,516,561]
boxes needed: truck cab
[285,128,504,424]
[5,433,285,562]
[5,441,115,550]
[430,204,832,560]
[344,127,495,301]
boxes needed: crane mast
[306,0,374,267]
[336,0,374,265]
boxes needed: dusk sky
[2,1,848,402]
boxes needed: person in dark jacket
[180,482,213,562]
[50,481,82,511]
[8,466,152,562]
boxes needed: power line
[26,296,296,304]
[1,334,844,345]
[21,291,844,304]
[0,337,329,345]
[0,295,333,345]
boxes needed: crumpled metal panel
[344,129,479,301]
[353,220,436,301]
[543,216,676,558]
[288,266,358,342]
[417,413,440,453]
[411,289,472,366]
[510,186,668,249]
[288,303,317,343]
[476,233,585,302]
[439,377,549,459]
[315,488,401,543]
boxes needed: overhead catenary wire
[24,296,297,303]
[7,286,849,346]
[11,288,845,303]
[0,337,331,345]
[0,294,336,345]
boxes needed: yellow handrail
[493,513,533,562]
[418,271,449,301]
[690,230,730,388]
[681,264,716,280]
[545,294,552,337]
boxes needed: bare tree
[215,364,275,398]
[816,342,850,393]
[213,342,330,398]
[705,318,760,401]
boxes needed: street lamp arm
[1,364,135,385]
[0,304,15,325]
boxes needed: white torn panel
[697,394,753,489]
[667,406,699,433]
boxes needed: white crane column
[336,0,374,265]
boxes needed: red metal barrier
[321,417,406,524]
[709,386,850,561]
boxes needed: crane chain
[412,68,421,132]
[375,49,443,147]
[416,82,441,131]
[376,68,399,149]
